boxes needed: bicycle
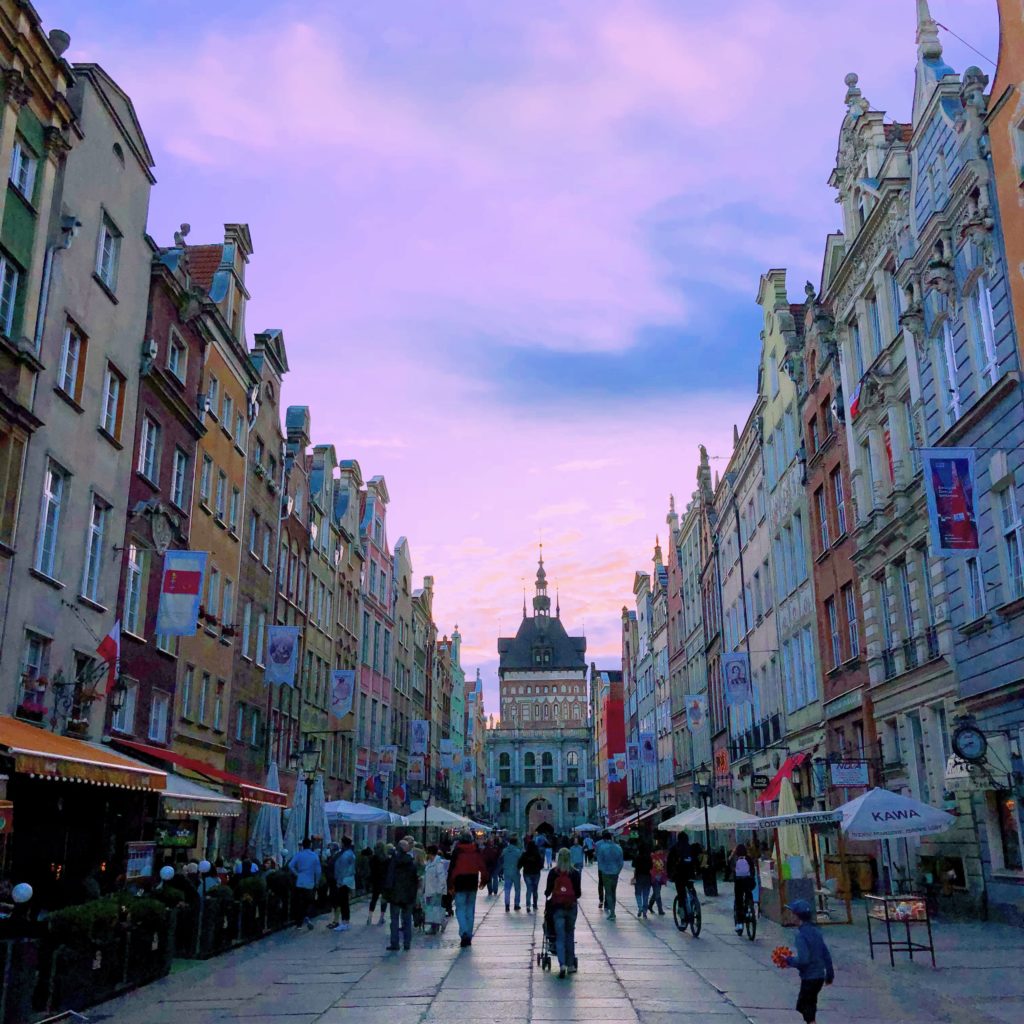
[738,885,757,941]
[672,882,702,937]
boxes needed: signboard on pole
[922,447,980,555]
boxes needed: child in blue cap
[784,899,834,1023]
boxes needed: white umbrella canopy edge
[324,799,392,825]
[837,787,956,840]
[658,804,763,832]
[573,823,602,832]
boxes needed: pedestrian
[783,899,835,1024]
[287,839,322,930]
[329,837,356,931]
[423,844,449,934]
[648,836,668,916]
[367,842,389,925]
[356,846,373,896]
[448,829,489,947]
[483,838,501,897]
[385,838,419,951]
[519,837,543,913]
[569,837,585,873]
[594,831,624,920]
[632,837,653,919]
[545,847,582,979]
[731,843,756,935]
[583,833,595,865]
[501,834,523,911]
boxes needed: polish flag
[96,620,120,695]
[391,780,407,804]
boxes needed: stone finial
[805,281,816,303]
[916,0,943,61]
[844,73,869,120]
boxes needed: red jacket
[448,842,488,893]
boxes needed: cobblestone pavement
[89,865,1024,1024]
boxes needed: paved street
[90,866,1024,1024]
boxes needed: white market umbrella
[777,777,813,865]
[325,800,392,824]
[407,805,472,829]
[838,787,956,840]
[283,776,307,857]
[248,762,285,865]
[573,823,602,833]
[659,804,762,832]
[311,774,332,844]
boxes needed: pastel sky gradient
[49,0,997,716]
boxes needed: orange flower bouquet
[771,945,794,969]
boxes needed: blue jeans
[504,874,521,908]
[649,882,664,914]
[487,871,500,895]
[389,903,412,949]
[455,889,477,938]
[524,873,540,909]
[634,877,652,914]
[552,904,578,970]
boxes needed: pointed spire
[556,587,560,619]
[916,0,942,61]
[669,493,676,515]
[654,535,663,566]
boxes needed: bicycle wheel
[689,893,702,937]
[745,898,757,941]
[672,895,687,932]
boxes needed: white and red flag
[96,620,120,694]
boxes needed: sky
[48,0,998,717]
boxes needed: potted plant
[253,463,265,479]
[65,718,90,737]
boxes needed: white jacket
[423,856,449,898]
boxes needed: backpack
[550,870,576,907]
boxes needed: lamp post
[421,786,433,846]
[694,763,717,897]
[293,739,321,843]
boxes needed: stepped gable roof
[498,614,586,672]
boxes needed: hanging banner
[829,761,870,788]
[462,755,475,776]
[685,694,708,733]
[329,670,356,718]
[584,779,595,799]
[494,785,502,801]
[922,447,979,554]
[722,651,753,706]
[440,738,455,769]
[639,733,657,765]
[378,745,398,775]
[485,777,496,795]
[356,747,369,778]
[411,720,429,755]
[626,741,640,766]
[408,754,425,781]
[714,746,730,778]
[156,550,207,636]
[613,752,627,779]
[607,758,618,783]
[265,626,301,686]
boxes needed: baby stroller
[535,900,577,972]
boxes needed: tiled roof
[186,244,223,292]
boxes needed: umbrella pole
[838,828,852,924]
[773,827,786,919]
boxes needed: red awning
[113,739,287,806]
[755,751,810,806]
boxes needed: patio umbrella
[283,776,308,857]
[837,787,956,840]
[415,805,472,828]
[777,777,813,865]
[248,763,285,865]
[658,804,762,832]
[573,823,602,832]
[311,774,332,844]
[324,800,392,824]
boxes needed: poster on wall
[378,745,398,775]
[685,694,708,733]
[265,626,301,686]
[440,738,455,769]
[411,720,429,755]
[639,733,657,765]
[408,755,425,781]
[626,741,640,766]
[126,841,156,878]
[921,447,980,555]
[722,651,753,706]
[613,752,627,779]
[155,550,207,636]
[330,670,355,718]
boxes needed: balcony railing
[902,637,919,671]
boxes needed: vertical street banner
[584,778,595,799]
[356,748,369,778]
[607,757,618,783]
[440,738,455,769]
[486,777,496,796]
[626,741,640,767]
[722,651,753,706]
[410,719,429,755]
[494,785,502,801]
[378,745,398,775]
[407,754,425,781]
[922,447,980,555]
[685,694,708,733]
[156,550,207,636]
[462,755,475,776]
[639,733,656,765]
[265,626,301,686]
[613,752,627,779]
[329,670,355,718]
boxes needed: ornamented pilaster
[2,68,32,109]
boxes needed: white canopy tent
[324,799,393,825]
[658,803,763,832]
[573,823,602,833]
[404,805,473,829]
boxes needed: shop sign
[126,841,156,879]
[823,688,862,720]
[943,755,985,794]
[154,818,200,848]
[752,774,770,790]
[0,799,12,834]
[830,761,869,788]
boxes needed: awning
[112,739,286,806]
[755,751,811,806]
[612,804,673,831]
[162,773,243,818]
[0,715,166,791]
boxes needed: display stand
[864,894,935,968]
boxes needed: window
[248,510,258,553]
[111,680,137,734]
[171,448,188,509]
[850,319,865,379]
[0,424,25,547]
[960,554,986,623]
[206,375,219,417]
[816,488,830,552]
[167,330,186,381]
[236,702,246,742]
[888,272,903,338]
[198,672,211,724]
[250,708,261,748]
[878,574,894,652]
[241,601,252,657]
[902,398,920,474]
[199,454,212,504]
[181,666,194,719]
[215,471,226,521]
[81,498,108,603]
[999,487,1024,601]
[372,622,381,671]
[990,793,1024,873]
[826,597,841,668]
[861,441,876,510]
[9,137,36,198]
[213,683,224,731]
[262,523,271,565]
[148,692,170,743]
[96,214,121,291]
[810,416,820,452]
[866,295,882,360]
[967,277,999,388]
[58,323,86,402]
[156,632,176,656]
[234,411,245,449]
[939,321,962,422]
[138,416,160,482]
[843,584,860,657]
[222,393,233,431]
[35,461,66,577]
[897,560,914,642]
[124,543,145,635]
[207,567,220,622]
[229,487,240,532]
[100,363,125,439]
[566,749,580,784]
[256,612,266,666]
[0,256,18,336]
[222,578,234,628]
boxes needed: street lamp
[421,786,433,846]
[292,738,321,844]
[694,763,717,897]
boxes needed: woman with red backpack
[545,847,582,978]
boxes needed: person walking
[287,839,322,930]
[519,837,543,913]
[783,899,835,1024]
[385,839,419,951]
[583,834,595,865]
[501,834,523,911]
[367,842,389,925]
[569,837,585,874]
[648,837,668,916]
[329,836,356,931]
[355,846,373,897]
[483,838,501,897]
[594,831,624,920]
[731,843,756,935]
[448,829,489,947]
[545,848,582,979]
[423,844,449,934]
[632,837,653,919]
[534,831,548,869]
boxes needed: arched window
[553,702,560,717]
[541,751,554,784]
[566,750,579,784]
[499,751,511,785]
[524,751,536,785]
[543,703,551,719]
[572,704,581,720]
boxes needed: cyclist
[731,842,756,935]
[667,831,697,921]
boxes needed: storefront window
[995,794,1023,872]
